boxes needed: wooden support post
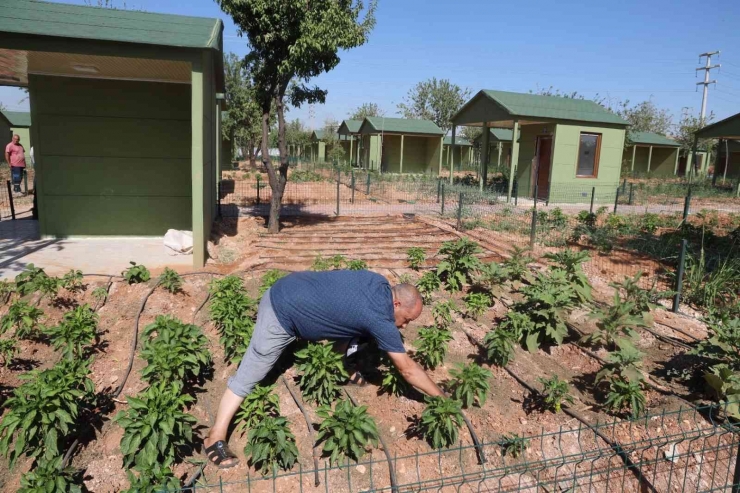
[497,142,502,168]
[438,136,443,177]
[449,125,456,185]
[400,134,405,174]
[631,145,637,173]
[507,121,520,202]
[647,146,653,174]
[480,123,489,192]
[349,137,354,168]
[673,147,680,176]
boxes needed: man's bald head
[391,283,423,329]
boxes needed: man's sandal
[348,371,367,387]
[204,440,239,469]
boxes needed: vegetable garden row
[0,231,738,492]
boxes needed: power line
[696,51,721,125]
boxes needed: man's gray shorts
[227,288,295,397]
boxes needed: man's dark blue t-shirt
[269,270,406,353]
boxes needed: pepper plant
[122,261,151,284]
[14,264,48,296]
[0,358,95,467]
[406,247,426,270]
[448,362,491,408]
[43,304,99,359]
[596,345,647,418]
[317,400,379,464]
[538,375,574,413]
[463,292,492,320]
[476,261,512,291]
[380,356,408,396]
[502,247,534,283]
[91,286,108,305]
[0,339,16,367]
[259,269,287,296]
[60,269,85,293]
[295,342,348,405]
[209,275,257,363]
[140,315,211,385]
[0,301,44,339]
[35,274,61,301]
[0,280,14,304]
[18,456,83,493]
[414,325,452,370]
[436,238,482,292]
[610,271,671,322]
[158,267,183,294]
[115,381,197,469]
[431,300,456,328]
[543,249,592,303]
[501,434,528,458]
[418,396,464,449]
[235,383,281,432]
[347,259,368,271]
[416,271,442,304]
[482,327,518,367]
[122,464,181,493]
[244,415,299,475]
[582,292,645,349]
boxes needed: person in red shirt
[5,134,26,194]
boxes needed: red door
[535,136,553,200]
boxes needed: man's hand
[386,352,445,397]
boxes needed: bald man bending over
[203,270,443,468]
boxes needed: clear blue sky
[3,0,740,132]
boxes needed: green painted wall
[622,146,678,177]
[513,124,550,197]
[362,134,380,170]
[0,119,10,148]
[367,134,439,174]
[30,75,192,237]
[442,144,472,169]
[716,141,740,180]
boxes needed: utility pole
[696,51,720,125]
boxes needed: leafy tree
[619,100,672,137]
[285,118,312,157]
[217,0,377,233]
[223,52,264,167]
[322,118,346,163]
[398,78,471,133]
[349,102,384,120]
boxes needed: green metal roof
[629,131,679,147]
[1,0,223,49]
[695,112,740,140]
[360,117,444,136]
[339,120,363,134]
[1,111,30,127]
[478,90,629,126]
[443,136,472,146]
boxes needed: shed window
[576,133,601,178]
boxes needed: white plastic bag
[164,230,193,255]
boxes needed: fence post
[514,179,519,207]
[589,186,596,214]
[5,181,15,220]
[23,170,28,195]
[628,183,634,205]
[217,181,222,218]
[672,239,688,313]
[732,440,740,493]
[351,169,355,204]
[441,183,445,216]
[529,184,539,248]
[613,187,620,214]
[622,178,627,194]
[456,192,464,230]
[336,168,340,216]
[436,179,441,203]
[366,173,371,195]
[256,176,261,205]
[682,187,692,222]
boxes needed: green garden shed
[357,117,444,173]
[622,131,680,177]
[442,136,472,171]
[309,130,327,163]
[473,128,517,170]
[696,111,740,182]
[451,90,628,202]
[337,119,362,166]
[2,110,32,152]
[0,0,225,267]
[0,111,11,149]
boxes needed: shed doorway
[534,135,553,201]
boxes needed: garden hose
[343,389,399,493]
[281,376,321,487]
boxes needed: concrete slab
[0,219,193,279]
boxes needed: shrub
[419,396,463,449]
[347,259,368,271]
[158,267,183,294]
[43,304,99,359]
[295,342,348,405]
[140,315,211,385]
[414,325,452,370]
[436,238,482,292]
[259,269,287,296]
[538,375,574,413]
[0,339,16,367]
[407,247,426,270]
[582,293,645,349]
[122,464,181,493]
[60,269,85,293]
[18,456,83,493]
[463,292,492,320]
[416,272,442,304]
[14,264,48,296]
[431,300,456,329]
[501,434,528,458]
[122,262,151,284]
[543,249,592,303]
[115,381,197,469]
[0,301,44,339]
[317,400,379,464]
[448,363,491,408]
[0,359,95,467]
[209,275,257,363]
[235,383,281,432]
[244,416,299,475]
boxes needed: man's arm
[4,151,9,166]
[386,351,445,397]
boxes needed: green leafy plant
[407,247,426,270]
[43,304,99,359]
[416,271,442,304]
[244,416,299,474]
[259,269,287,296]
[543,249,592,303]
[397,273,415,285]
[0,358,95,467]
[209,275,257,363]
[295,342,349,405]
[379,356,408,396]
[432,300,456,328]
[91,286,108,304]
[115,381,197,469]
[346,259,368,271]
[18,456,83,493]
[610,271,671,322]
[0,301,44,339]
[158,267,183,294]
[311,254,346,271]
[60,269,85,293]
[0,280,14,304]
[235,383,281,432]
[476,261,512,290]
[418,396,464,449]
[35,274,61,301]
[463,292,492,320]
[140,315,211,384]
[447,363,491,408]
[692,317,740,418]
[0,339,16,367]
[582,293,645,349]
[317,400,379,464]
[538,375,574,413]
[436,238,482,292]
[501,434,528,458]
[604,379,646,418]
[595,344,646,386]
[503,247,534,283]
[122,261,151,284]
[14,264,48,296]
[482,327,518,367]
[122,464,181,493]
[414,325,452,369]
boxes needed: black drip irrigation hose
[281,376,321,487]
[343,389,399,493]
[457,324,658,493]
